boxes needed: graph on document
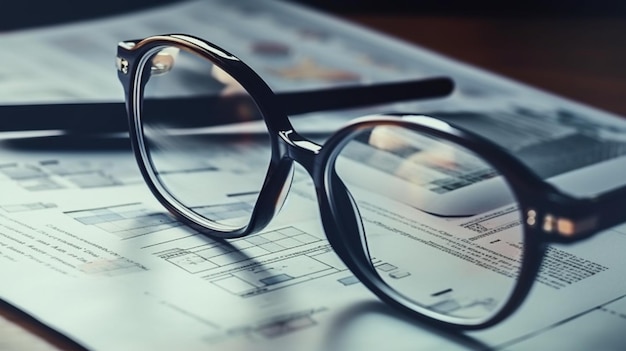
[0,159,140,191]
[67,201,360,296]
[153,226,351,297]
[0,202,57,212]
[67,203,183,239]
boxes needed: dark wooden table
[347,15,626,117]
[1,14,625,350]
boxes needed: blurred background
[293,0,626,16]
[1,0,625,116]
[1,0,625,30]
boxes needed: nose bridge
[278,129,322,173]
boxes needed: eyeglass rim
[315,114,551,328]
[118,34,295,238]
[116,33,459,239]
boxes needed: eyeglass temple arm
[0,77,453,132]
[587,185,626,236]
[541,184,626,243]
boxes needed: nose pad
[151,47,180,76]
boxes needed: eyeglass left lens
[332,123,524,326]
[136,45,272,231]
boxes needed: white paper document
[0,142,624,350]
[0,1,626,350]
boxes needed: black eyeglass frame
[116,34,626,329]
[116,33,454,237]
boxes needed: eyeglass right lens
[137,45,272,231]
[333,124,524,326]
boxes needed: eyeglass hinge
[526,209,598,238]
[116,57,129,74]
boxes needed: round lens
[136,45,272,230]
[333,123,523,325]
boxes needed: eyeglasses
[115,34,626,329]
